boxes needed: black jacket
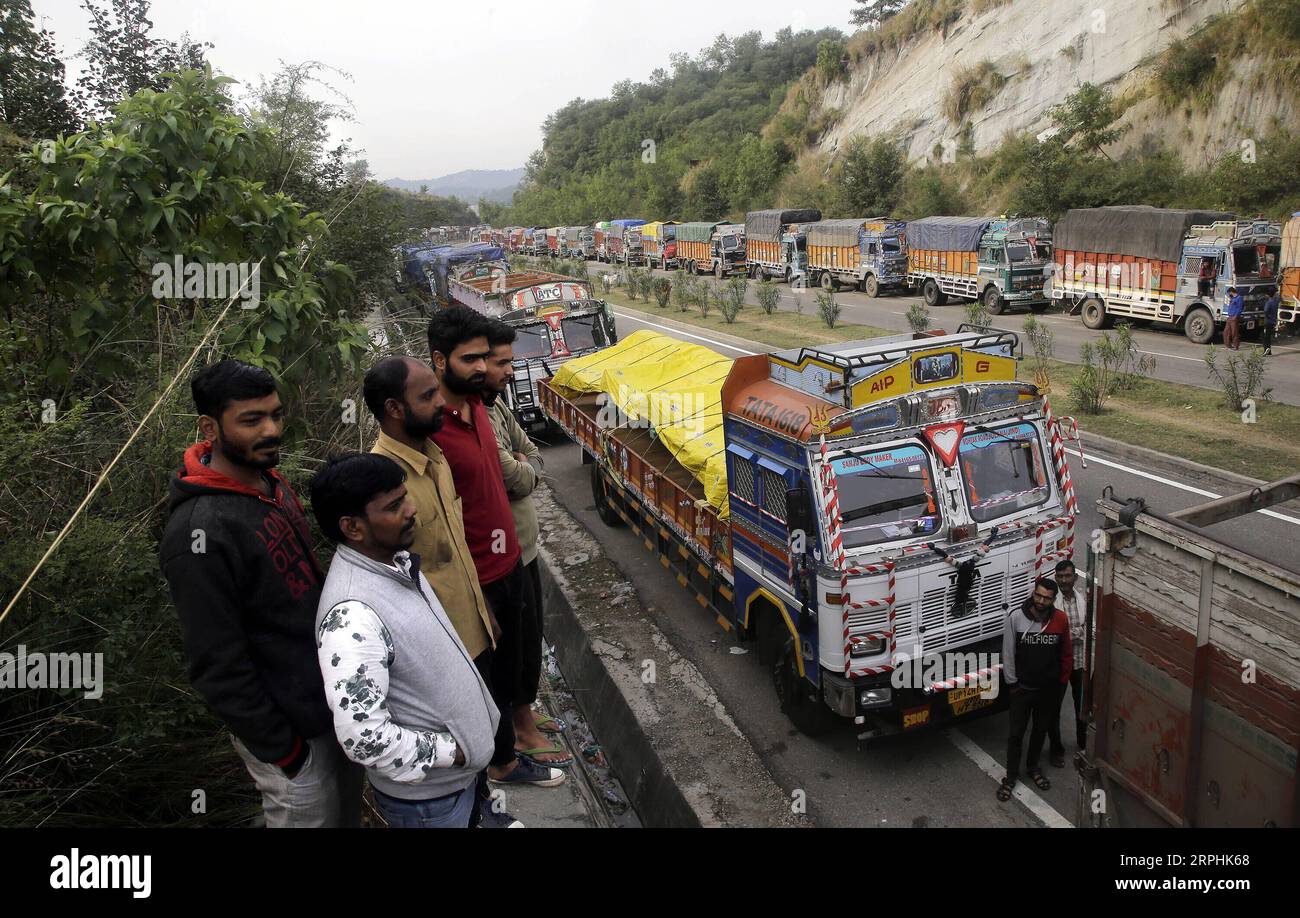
[160,441,331,764]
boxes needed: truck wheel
[862,274,879,298]
[1183,306,1216,345]
[922,279,946,307]
[590,463,624,528]
[983,285,1005,316]
[819,271,834,291]
[1080,297,1112,330]
[774,636,837,736]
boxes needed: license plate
[1246,321,1256,330]
[948,684,997,716]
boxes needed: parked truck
[642,221,678,270]
[452,268,617,433]
[746,208,821,281]
[804,218,909,297]
[561,226,587,258]
[540,326,1081,736]
[678,221,746,278]
[578,226,596,260]
[1078,476,1300,827]
[907,216,1052,314]
[607,219,647,266]
[1048,206,1280,344]
[593,221,611,261]
[1280,213,1300,328]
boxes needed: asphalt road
[534,313,1300,828]
[579,258,1300,405]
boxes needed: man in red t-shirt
[428,306,564,790]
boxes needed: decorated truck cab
[540,327,1079,736]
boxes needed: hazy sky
[33,0,856,180]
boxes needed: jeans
[1061,667,1087,749]
[371,782,476,828]
[231,733,364,828]
[1005,686,1059,784]
[516,558,544,707]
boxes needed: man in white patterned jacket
[309,452,500,828]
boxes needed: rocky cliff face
[812,0,1294,167]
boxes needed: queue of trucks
[491,204,1290,343]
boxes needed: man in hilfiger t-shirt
[160,360,363,827]
[997,577,1072,802]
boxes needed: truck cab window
[958,422,1051,523]
[513,324,552,359]
[1005,242,1032,264]
[830,445,941,549]
[881,238,901,254]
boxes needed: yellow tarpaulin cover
[551,330,733,519]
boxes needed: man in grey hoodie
[309,452,500,828]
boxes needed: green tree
[837,135,906,215]
[0,0,81,136]
[1049,82,1126,160]
[851,0,906,28]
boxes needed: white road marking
[945,729,1073,828]
[614,308,1300,527]
[1136,349,1202,363]
[612,309,757,355]
[1067,448,1300,526]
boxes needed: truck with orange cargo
[1048,206,1280,344]
[544,227,561,258]
[677,221,746,278]
[805,218,908,297]
[746,208,820,281]
[907,216,1051,315]
[641,221,678,270]
[540,326,1081,737]
[1078,475,1300,827]
[1271,212,1300,329]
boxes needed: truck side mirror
[786,485,814,547]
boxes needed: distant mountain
[383,168,525,204]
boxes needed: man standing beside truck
[1224,286,1244,349]
[482,320,572,768]
[998,578,1072,801]
[1054,559,1088,753]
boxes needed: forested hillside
[505,28,843,226]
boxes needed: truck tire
[1183,305,1216,345]
[590,463,624,528]
[983,285,1005,316]
[819,271,834,291]
[922,279,946,307]
[1080,297,1112,330]
[862,274,879,298]
[774,635,837,736]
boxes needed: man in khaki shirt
[363,357,526,791]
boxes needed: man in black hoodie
[160,360,362,827]
[997,577,1072,801]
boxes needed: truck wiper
[841,494,929,523]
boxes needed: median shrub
[816,289,841,328]
[756,279,780,315]
[653,277,672,308]
[1205,345,1273,411]
[906,303,931,334]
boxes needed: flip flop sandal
[1028,770,1051,791]
[516,742,574,769]
[532,711,566,734]
[996,780,1015,802]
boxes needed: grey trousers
[231,734,364,828]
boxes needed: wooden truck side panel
[807,242,858,271]
[908,249,978,278]
[678,239,711,264]
[1090,505,1300,827]
[747,239,780,265]
[1053,249,1179,296]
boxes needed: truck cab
[722,329,1077,735]
[623,228,646,266]
[1173,220,1280,344]
[779,226,808,284]
[976,219,1051,313]
[712,224,746,278]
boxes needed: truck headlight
[860,687,892,708]
[848,636,885,657]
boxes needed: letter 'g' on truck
[1048,205,1282,344]
[906,216,1052,314]
[539,328,1080,737]
[805,218,909,297]
[1080,477,1300,826]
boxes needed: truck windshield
[513,324,552,360]
[830,445,941,549]
[560,314,601,351]
[721,235,740,250]
[958,422,1051,523]
[1006,242,1035,264]
[881,237,901,254]
[1233,244,1281,278]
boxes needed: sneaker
[489,756,566,787]
[478,808,526,828]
